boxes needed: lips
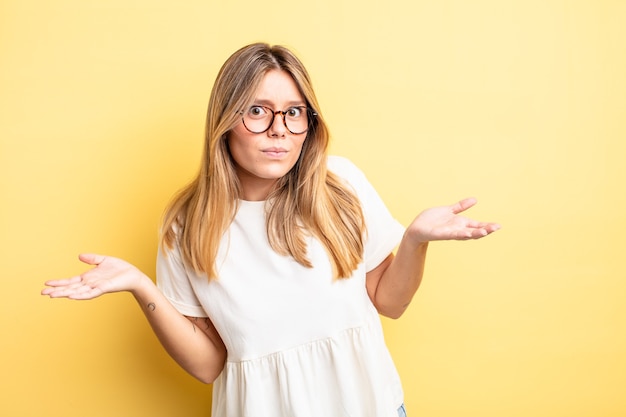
[262,147,288,157]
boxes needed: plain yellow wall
[2,1,625,416]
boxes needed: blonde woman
[42,43,500,417]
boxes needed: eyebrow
[252,99,306,108]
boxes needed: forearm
[374,236,429,319]
[369,198,501,318]
[131,276,226,383]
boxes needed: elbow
[375,300,410,320]
[371,289,412,319]
[380,306,407,320]
[196,375,215,385]
[185,341,226,384]
[187,355,225,384]
[193,368,222,384]
[385,311,404,320]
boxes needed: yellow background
[2,1,625,416]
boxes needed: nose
[268,111,287,137]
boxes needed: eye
[286,107,304,118]
[247,106,268,118]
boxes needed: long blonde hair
[161,43,365,279]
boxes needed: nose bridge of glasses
[268,108,288,131]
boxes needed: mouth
[262,147,288,157]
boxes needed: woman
[42,43,500,416]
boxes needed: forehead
[253,69,304,104]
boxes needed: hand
[406,197,500,244]
[41,254,146,300]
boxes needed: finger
[43,276,82,288]
[78,253,107,266]
[469,222,501,234]
[451,197,477,214]
[456,228,484,240]
[43,285,83,298]
[44,278,99,298]
[465,219,499,229]
[41,287,57,296]
[465,224,501,239]
[41,287,69,298]
[470,228,489,238]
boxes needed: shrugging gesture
[40,44,502,415]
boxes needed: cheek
[227,131,257,166]
[296,136,309,157]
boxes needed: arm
[41,254,226,383]
[366,197,500,319]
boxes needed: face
[228,69,308,201]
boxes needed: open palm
[407,197,500,243]
[41,254,144,300]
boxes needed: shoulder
[326,155,367,183]
[326,156,379,206]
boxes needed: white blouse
[157,156,406,417]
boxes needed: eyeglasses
[241,105,317,135]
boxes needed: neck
[239,178,278,201]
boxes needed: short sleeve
[156,240,209,318]
[327,156,406,272]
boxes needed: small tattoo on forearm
[147,302,156,311]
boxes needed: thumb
[78,253,106,266]
[451,197,478,214]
